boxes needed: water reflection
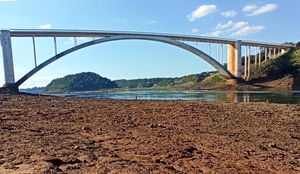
[67,90,300,104]
[226,91,300,104]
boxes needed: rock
[78,155,90,163]
[153,158,161,163]
[268,142,276,148]
[82,126,91,131]
[0,159,5,165]
[293,167,300,172]
[0,98,8,101]
[158,124,166,128]
[149,124,155,128]
[258,145,268,151]
[44,158,64,166]
[89,140,95,145]
[64,157,82,164]
[149,124,166,128]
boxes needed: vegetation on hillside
[247,50,300,81]
[199,72,226,85]
[44,72,118,92]
[115,72,214,88]
[43,71,215,93]
[297,41,300,49]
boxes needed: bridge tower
[227,40,241,84]
[0,30,18,91]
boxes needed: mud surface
[1,93,300,173]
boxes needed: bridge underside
[11,35,235,88]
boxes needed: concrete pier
[1,30,16,89]
[228,40,241,78]
[226,79,238,85]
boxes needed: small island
[44,72,118,93]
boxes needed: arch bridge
[0,29,296,91]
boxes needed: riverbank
[48,80,294,95]
[1,93,300,173]
[37,72,299,94]
[68,75,300,94]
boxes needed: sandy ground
[1,93,300,173]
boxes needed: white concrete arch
[16,35,235,87]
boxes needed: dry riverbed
[0,93,300,173]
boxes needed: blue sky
[1,0,299,88]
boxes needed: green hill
[44,72,118,93]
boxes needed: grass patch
[200,73,226,85]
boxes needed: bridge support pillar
[226,79,238,85]
[1,30,17,90]
[227,40,241,78]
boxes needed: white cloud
[214,20,233,30]
[215,21,249,34]
[232,21,249,30]
[187,5,217,21]
[204,20,262,37]
[243,5,257,12]
[191,29,199,33]
[231,26,265,36]
[40,24,51,29]
[221,10,236,17]
[149,20,156,23]
[248,4,278,16]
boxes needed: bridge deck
[9,29,295,48]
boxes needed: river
[55,90,300,104]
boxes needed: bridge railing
[9,29,295,48]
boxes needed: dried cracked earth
[0,93,300,173]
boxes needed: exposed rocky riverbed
[0,93,300,173]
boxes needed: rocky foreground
[0,94,300,173]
